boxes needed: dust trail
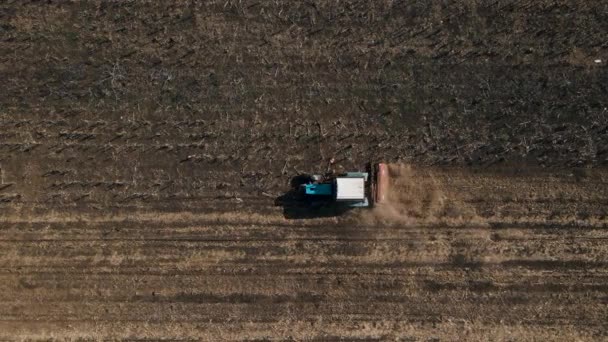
[358,164,484,227]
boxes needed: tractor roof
[335,177,365,201]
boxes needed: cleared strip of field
[1,168,607,339]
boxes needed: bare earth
[1,1,608,340]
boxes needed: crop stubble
[1,0,608,340]
[1,167,607,340]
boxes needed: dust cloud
[357,164,483,226]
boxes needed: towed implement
[295,163,389,209]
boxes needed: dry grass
[1,321,596,341]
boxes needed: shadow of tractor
[274,174,352,219]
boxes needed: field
[1,0,608,340]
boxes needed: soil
[1,1,607,340]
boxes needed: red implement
[374,163,389,204]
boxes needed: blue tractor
[295,163,389,209]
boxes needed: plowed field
[1,1,607,340]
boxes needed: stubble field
[1,0,607,340]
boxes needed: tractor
[294,163,389,209]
